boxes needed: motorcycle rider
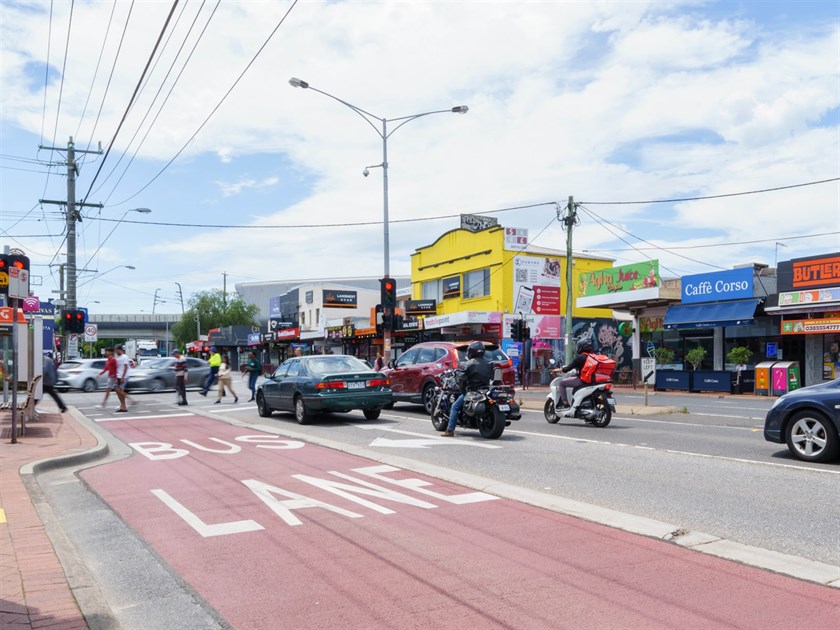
[552,338,595,408]
[443,341,494,437]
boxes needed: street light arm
[385,107,469,139]
[289,79,384,138]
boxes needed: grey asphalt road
[63,387,840,568]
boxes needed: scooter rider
[443,341,494,437]
[552,338,594,408]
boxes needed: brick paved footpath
[1,406,96,629]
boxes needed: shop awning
[664,298,760,329]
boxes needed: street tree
[171,290,259,350]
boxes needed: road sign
[641,357,656,384]
[646,341,655,358]
[9,267,29,299]
[84,323,98,341]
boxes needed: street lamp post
[289,77,468,358]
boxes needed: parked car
[124,357,210,392]
[56,358,110,392]
[382,341,516,413]
[256,354,391,424]
[764,377,840,463]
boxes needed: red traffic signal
[61,309,86,334]
[380,276,397,310]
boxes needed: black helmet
[576,338,594,353]
[466,341,486,359]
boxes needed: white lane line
[207,406,258,413]
[662,448,840,474]
[352,423,503,448]
[611,416,756,430]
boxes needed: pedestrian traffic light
[523,325,531,341]
[0,254,30,295]
[380,277,397,310]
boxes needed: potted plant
[727,346,753,393]
[685,346,707,371]
[653,346,675,366]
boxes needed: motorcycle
[544,368,616,427]
[430,368,521,439]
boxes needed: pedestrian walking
[97,348,118,408]
[200,347,221,396]
[373,352,384,371]
[113,345,135,412]
[172,349,188,405]
[39,352,68,413]
[242,351,261,402]
[215,355,238,404]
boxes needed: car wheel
[422,383,437,414]
[363,408,381,420]
[785,411,839,462]
[294,396,312,425]
[82,378,98,393]
[256,392,272,418]
[148,379,165,393]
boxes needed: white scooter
[544,368,616,427]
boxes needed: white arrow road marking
[353,424,502,449]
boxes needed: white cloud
[215,176,280,197]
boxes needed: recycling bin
[754,362,777,396]
[771,361,801,396]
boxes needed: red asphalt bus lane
[81,412,840,630]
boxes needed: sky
[1,0,838,316]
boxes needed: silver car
[124,357,210,392]
[57,359,111,392]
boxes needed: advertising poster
[322,290,357,308]
[579,260,660,298]
[442,276,461,299]
[512,256,561,315]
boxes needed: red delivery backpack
[579,353,616,384]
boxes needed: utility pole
[39,136,103,311]
[222,272,227,309]
[560,196,579,363]
[175,282,185,313]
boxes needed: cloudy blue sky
[1,0,838,314]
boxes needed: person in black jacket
[40,352,68,413]
[443,341,494,437]
[552,338,594,407]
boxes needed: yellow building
[410,224,613,340]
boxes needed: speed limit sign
[84,324,98,341]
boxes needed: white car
[56,358,111,392]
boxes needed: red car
[383,341,516,413]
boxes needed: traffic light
[61,309,86,334]
[511,319,522,341]
[523,325,531,341]
[380,277,397,310]
[0,254,30,295]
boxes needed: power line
[584,231,840,252]
[39,0,53,147]
[82,1,136,156]
[93,1,216,199]
[89,200,552,229]
[578,204,726,272]
[110,0,299,206]
[79,0,181,205]
[74,0,118,141]
[579,177,840,205]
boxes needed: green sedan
[256,354,392,424]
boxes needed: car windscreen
[307,356,370,375]
[456,347,508,363]
[60,362,84,369]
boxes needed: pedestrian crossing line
[95,412,193,422]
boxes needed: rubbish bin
[754,362,777,396]
[771,361,801,396]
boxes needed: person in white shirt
[113,345,136,412]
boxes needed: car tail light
[316,381,346,389]
[604,383,612,391]
[368,378,389,387]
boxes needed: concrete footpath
[1,405,98,629]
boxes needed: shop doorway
[781,335,806,381]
